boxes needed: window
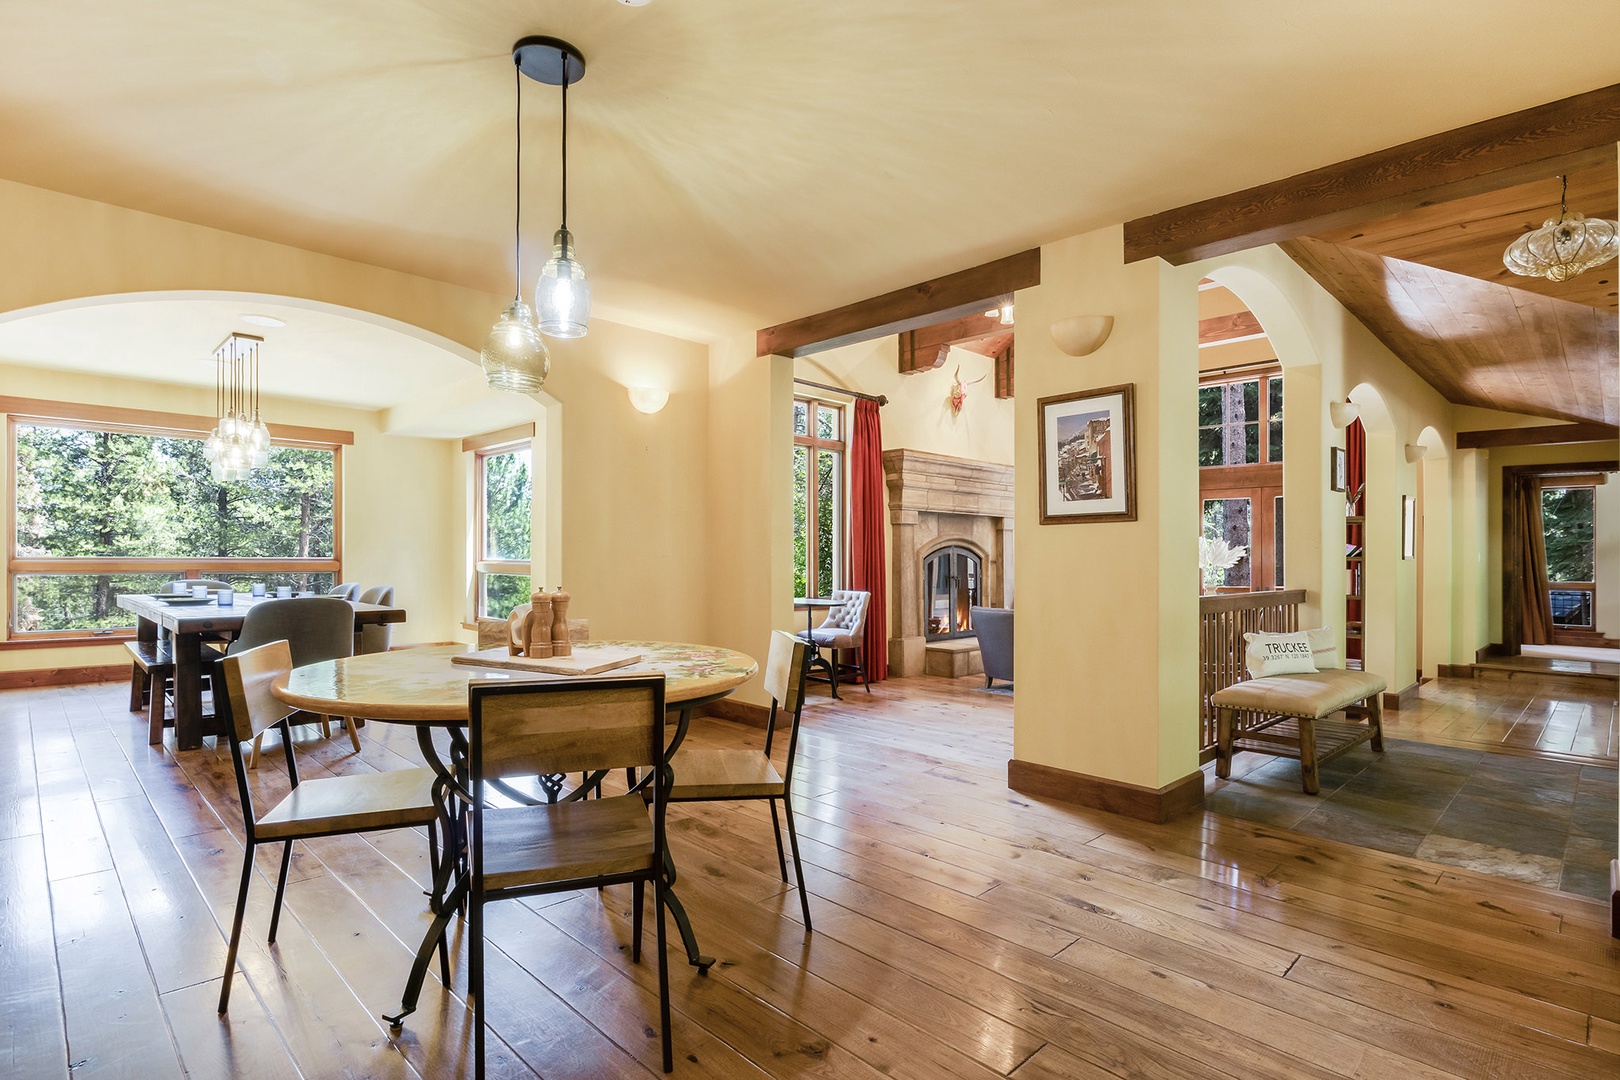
[474,441,532,619]
[1542,485,1596,629]
[10,413,341,639]
[1198,372,1283,467]
[792,397,845,598]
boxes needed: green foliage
[1542,486,1595,583]
[13,424,335,631]
[792,446,809,597]
[482,450,531,561]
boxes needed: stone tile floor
[1205,736,1617,898]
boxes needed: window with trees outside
[1197,369,1283,592]
[475,441,532,619]
[793,397,844,598]
[1542,484,1597,631]
[10,413,340,639]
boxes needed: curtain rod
[793,377,888,406]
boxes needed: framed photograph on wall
[1330,446,1348,492]
[1402,494,1416,559]
[1037,383,1136,524]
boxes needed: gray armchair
[971,606,1013,689]
[357,584,394,653]
[228,596,358,766]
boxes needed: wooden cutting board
[451,646,643,676]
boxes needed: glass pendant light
[534,41,590,338]
[1503,174,1620,283]
[205,333,268,483]
[482,53,550,392]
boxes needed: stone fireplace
[882,448,1014,677]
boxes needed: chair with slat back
[667,630,816,930]
[465,675,674,1075]
[214,641,445,1014]
[229,596,360,767]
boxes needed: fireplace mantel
[882,449,1014,677]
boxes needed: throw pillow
[1243,631,1319,678]
[1304,626,1340,670]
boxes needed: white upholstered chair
[802,589,872,696]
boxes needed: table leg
[173,631,206,750]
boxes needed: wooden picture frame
[1402,494,1416,559]
[1330,446,1348,492]
[1037,383,1136,524]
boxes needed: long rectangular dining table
[115,592,407,750]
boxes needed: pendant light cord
[560,47,569,237]
[513,57,523,299]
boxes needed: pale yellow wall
[1597,478,1619,639]
[0,361,462,671]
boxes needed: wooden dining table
[115,592,406,750]
[275,640,758,1027]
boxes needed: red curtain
[849,398,888,681]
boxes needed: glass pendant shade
[537,228,590,338]
[481,298,551,392]
[205,333,268,484]
[1503,210,1620,282]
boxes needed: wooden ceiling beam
[757,249,1040,358]
[1455,423,1620,449]
[1124,83,1620,265]
[1199,311,1265,347]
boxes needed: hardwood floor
[1381,673,1617,766]
[3,674,1618,1078]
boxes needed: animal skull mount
[948,365,985,418]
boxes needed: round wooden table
[274,640,757,1025]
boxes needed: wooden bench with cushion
[1211,668,1387,794]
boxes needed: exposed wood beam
[758,249,1040,358]
[1456,423,1620,449]
[995,341,1014,400]
[1198,311,1266,347]
[1124,83,1620,265]
[898,313,1006,375]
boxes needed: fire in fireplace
[925,545,981,640]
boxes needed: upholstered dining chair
[356,584,394,653]
[803,589,872,695]
[168,578,233,593]
[229,596,360,767]
[327,582,362,601]
[213,640,444,1014]
[465,676,675,1075]
[667,629,815,930]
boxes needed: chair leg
[857,646,870,692]
[767,799,788,882]
[653,873,673,1073]
[782,798,812,932]
[632,878,645,963]
[268,841,294,943]
[828,649,841,699]
[318,714,332,739]
[218,844,255,1013]
[248,733,263,771]
[343,714,362,754]
[472,892,486,1080]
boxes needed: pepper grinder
[525,589,554,659]
[550,588,571,657]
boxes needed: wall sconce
[1404,443,1429,463]
[627,386,669,414]
[1049,315,1114,357]
[1329,401,1360,429]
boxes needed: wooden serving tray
[451,646,643,677]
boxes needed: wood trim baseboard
[1382,682,1421,710]
[699,698,776,730]
[1437,663,1475,679]
[0,663,127,690]
[1007,758,1205,824]
[1476,643,1511,662]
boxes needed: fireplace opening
[925,545,981,641]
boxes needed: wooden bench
[127,639,223,746]
[1211,669,1387,794]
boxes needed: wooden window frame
[1198,366,1283,593]
[793,396,847,599]
[1197,366,1283,469]
[1541,481,1601,644]
[471,433,534,620]
[5,402,346,644]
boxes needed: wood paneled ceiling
[1281,156,1619,426]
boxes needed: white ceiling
[0,298,475,409]
[0,2,1618,337]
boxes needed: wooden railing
[1198,589,1307,758]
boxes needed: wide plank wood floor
[2,674,1618,1078]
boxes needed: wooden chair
[667,630,815,929]
[214,641,445,1014]
[466,676,674,1075]
[231,597,360,767]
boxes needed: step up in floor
[924,638,982,679]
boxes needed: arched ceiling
[2,2,1619,336]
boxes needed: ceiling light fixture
[517,36,591,339]
[1503,175,1619,282]
[481,48,550,393]
[204,333,270,482]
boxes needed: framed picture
[1329,446,1347,492]
[1038,383,1136,524]
[1402,494,1416,559]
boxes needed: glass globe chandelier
[204,333,271,483]
[1502,174,1620,283]
[516,36,591,339]
[481,48,550,392]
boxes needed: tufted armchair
[802,589,872,696]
